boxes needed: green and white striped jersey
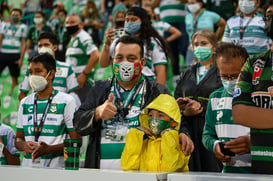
[0,123,19,165]
[17,90,76,168]
[100,77,145,169]
[223,13,270,55]
[20,61,79,93]
[65,30,98,84]
[159,0,187,23]
[0,22,27,54]
[203,87,251,173]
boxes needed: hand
[104,28,115,45]
[15,58,23,68]
[96,93,117,121]
[176,97,189,111]
[214,142,232,162]
[32,141,49,160]
[182,98,203,116]
[0,136,3,144]
[224,136,250,155]
[23,141,39,155]
[77,73,87,88]
[179,132,194,156]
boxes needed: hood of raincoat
[139,94,181,130]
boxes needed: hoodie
[120,94,190,172]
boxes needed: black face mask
[115,21,124,28]
[66,25,79,35]
[264,15,273,40]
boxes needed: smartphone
[219,142,235,156]
[114,28,126,39]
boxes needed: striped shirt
[223,13,270,55]
[0,22,27,54]
[203,87,251,173]
[100,76,145,169]
[65,30,98,85]
[159,0,187,23]
[17,90,76,168]
[0,123,19,165]
[152,20,171,38]
[20,61,79,93]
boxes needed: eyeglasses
[221,74,239,81]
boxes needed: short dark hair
[215,43,248,66]
[35,11,45,18]
[115,35,144,58]
[11,8,22,16]
[29,53,56,73]
[38,32,58,45]
[57,8,67,16]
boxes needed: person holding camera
[202,43,251,173]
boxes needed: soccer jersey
[0,123,19,165]
[203,87,251,173]
[100,76,145,169]
[152,20,171,38]
[20,61,78,93]
[232,50,273,174]
[158,0,187,23]
[17,90,76,168]
[185,10,220,42]
[223,13,270,55]
[65,30,98,85]
[0,22,27,54]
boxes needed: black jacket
[174,64,223,172]
[73,76,170,168]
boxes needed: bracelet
[82,71,89,76]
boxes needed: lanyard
[114,79,144,122]
[58,25,65,44]
[239,13,254,40]
[193,9,204,33]
[33,89,56,142]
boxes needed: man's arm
[0,135,20,165]
[233,104,273,129]
[77,50,99,88]
[154,64,166,85]
[215,18,226,41]
[16,37,26,67]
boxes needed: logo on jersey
[252,66,263,85]
[50,103,57,113]
[233,88,241,98]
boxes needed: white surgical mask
[188,3,201,14]
[33,17,43,25]
[29,72,50,92]
[239,0,256,15]
[38,47,54,56]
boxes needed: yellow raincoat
[121,94,190,172]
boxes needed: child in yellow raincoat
[121,94,190,172]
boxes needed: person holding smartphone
[202,43,251,173]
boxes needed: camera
[219,142,235,156]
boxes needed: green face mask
[58,17,65,24]
[194,46,212,62]
[148,117,171,136]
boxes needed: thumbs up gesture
[95,93,117,121]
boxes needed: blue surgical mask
[239,0,256,14]
[194,46,212,62]
[124,22,141,35]
[221,78,237,95]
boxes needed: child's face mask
[148,117,171,136]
